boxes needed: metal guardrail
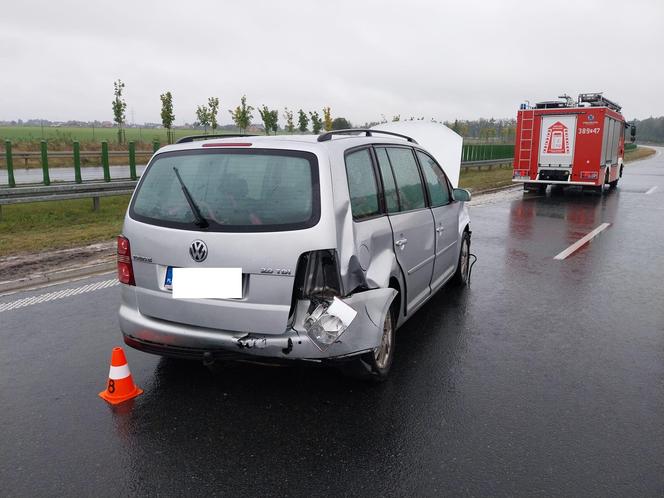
[1,139,159,188]
[0,180,138,219]
[460,158,513,171]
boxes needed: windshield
[130,149,319,232]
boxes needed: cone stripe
[108,364,131,380]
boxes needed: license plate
[171,268,243,299]
[164,266,174,290]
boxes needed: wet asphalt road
[1,150,663,497]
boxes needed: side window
[417,151,451,207]
[374,147,400,213]
[345,148,380,219]
[385,148,426,211]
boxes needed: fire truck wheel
[609,179,619,189]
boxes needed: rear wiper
[173,167,209,228]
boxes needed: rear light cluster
[513,169,530,178]
[294,249,342,300]
[117,235,135,286]
[580,171,598,180]
[290,250,355,351]
[201,142,252,147]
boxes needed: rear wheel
[339,303,396,381]
[452,231,471,286]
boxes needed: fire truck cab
[513,93,631,193]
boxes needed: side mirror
[630,124,636,143]
[453,188,471,202]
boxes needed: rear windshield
[129,149,320,232]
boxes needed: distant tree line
[633,117,664,143]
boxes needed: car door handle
[436,226,445,234]
[395,238,408,248]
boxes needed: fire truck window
[611,120,620,163]
[601,117,611,164]
[386,147,426,211]
[417,151,451,207]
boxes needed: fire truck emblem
[543,121,570,154]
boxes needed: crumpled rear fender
[291,287,398,357]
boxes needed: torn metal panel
[292,287,397,354]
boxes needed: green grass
[0,126,213,145]
[624,146,656,162]
[459,165,513,191]
[0,195,130,257]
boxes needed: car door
[375,146,435,313]
[416,150,459,291]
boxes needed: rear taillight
[293,249,342,301]
[289,250,354,351]
[117,235,135,286]
[580,171,598,180]
[201,142,252,147]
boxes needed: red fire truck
[513,93,635,193]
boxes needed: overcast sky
[1,0,662,125]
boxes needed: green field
[0,126,216,144]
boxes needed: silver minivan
[117,128,471,379]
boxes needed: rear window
[130,149,320,232]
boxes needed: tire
[609,179,619,188]
[339,303,396,381]
[452,231,471,286]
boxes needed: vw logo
[189,240,208,262]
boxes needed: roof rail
[317,129,418,144]
[176,134,257,144]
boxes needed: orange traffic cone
[99,347,143,405]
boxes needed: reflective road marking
[554,223,611,261]
[645,186,658,195]
[0,278,118,313]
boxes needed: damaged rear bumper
[119,288,396,361]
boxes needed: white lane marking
[108,364,131,380]
[645,186,658,195]
[0,278,118,313]
[554,223,611,261]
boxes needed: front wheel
[452,231,471,286]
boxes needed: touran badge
[189,240,208,262]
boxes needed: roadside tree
[229,95,254,133]
[112,79,127,144]
[323,106,333,131]
[310,111,323,134]
[331,117,351,130]
[258,105,279,135]
[196,105,210,134]
[283,108,295,133]
[160,91,175,144]
[297,109,309,133]
[208,97,220,133]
